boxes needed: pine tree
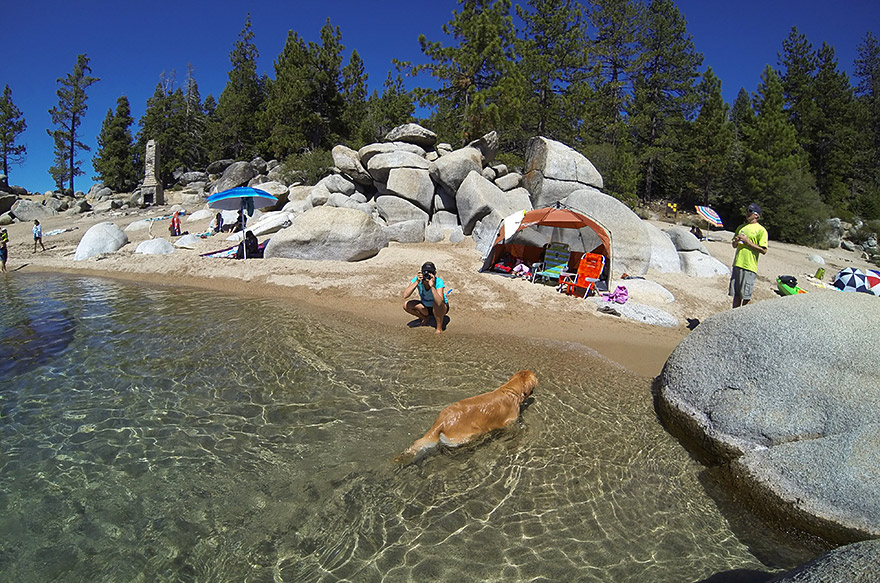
[806,42,856,214]
[778,26,817,139]
[362,71,415,143]
[0,85,27,180]
[214,14,265,160]
[341,50,369,146]
[413,0,524,146]
[307,19,347,149]
[853,31,880,219]
[262,19,347,157]
[630,0,703,201]
[742,65,826,243]
[514,0,590,148]
[262,30,310,158]
[681,67,733,208]
[182,64,207,170]
[586,0,642,145]
[721,87,754,216]
[93,96,137,191]
[137,75,192,185]
[47,54,99,193]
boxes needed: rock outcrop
[657,292,880,543]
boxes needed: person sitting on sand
[403,262,449,334]
[690,225,704,241]
[211,212,224,233]
[33,220,46,252]
[236,231,262,259]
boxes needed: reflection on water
[0,273,817,582]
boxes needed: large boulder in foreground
[767,539,880,582]
[657,292,880,543]
[263,206,388,261]
[74,222,128,260]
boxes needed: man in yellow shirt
[729,203,768,308]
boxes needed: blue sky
[2,0,877,194]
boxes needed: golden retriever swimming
[394,370,537,463]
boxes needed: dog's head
[512,370,538,400]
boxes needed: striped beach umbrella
[695,206,724,228]
[866,269,880,296]
[833,267,872,294]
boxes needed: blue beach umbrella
[206,187,278,259]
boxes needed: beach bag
[604,285,628,304]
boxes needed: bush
[281,149,333,186]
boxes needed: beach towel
[201,240,268,259]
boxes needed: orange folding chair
[560,253,605,298]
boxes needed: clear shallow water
[0,273,818,582]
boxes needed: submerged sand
[4,205,876,378]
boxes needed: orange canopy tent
[480,206,613,284]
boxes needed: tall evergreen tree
[341,49,369,146]
[362,71,415,143]
[47,53,99,193]
[214,14,265,160]
[0,85,27,179]
[742,65,825,242]
[630,0,703,201]
[586,0,642,145]
[181,64,207,170]
[778,26,817,139]
[261,19,347,157]
[137,76,191,185]
[853,31,880,219]
[93,96,137,191]
[413,0,524,146]
[514,0,590,148]
[681,67,733,207]
[806,42,856,213]
[262,30,310,158]
[721,87,755,216]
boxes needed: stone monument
[142,139,164,205]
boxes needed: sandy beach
[4,204,876,378]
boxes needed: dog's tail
[393,423,443,464]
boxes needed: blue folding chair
[531,242,570,285]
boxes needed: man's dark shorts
[729,266,757,299]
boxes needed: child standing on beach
[33,220,46,252]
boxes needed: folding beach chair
[531,242,571,285]
[560,253,605,298]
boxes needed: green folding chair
[531,242,571,285]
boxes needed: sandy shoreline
[4,205,876,378]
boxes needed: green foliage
[341,50,370,147]
[47,53,99,193]
[680,67,734,208]
[93,96,137,191]
[742,66,828,243]
[280,148,333,186]
[630,0,703,201]
[413,0,524,147]
[213,14,266,160]
[514,0,591,149]
[0,85,27,179]
[361,71,415,144]
[261,19,347,157]
[137,70,206,186]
